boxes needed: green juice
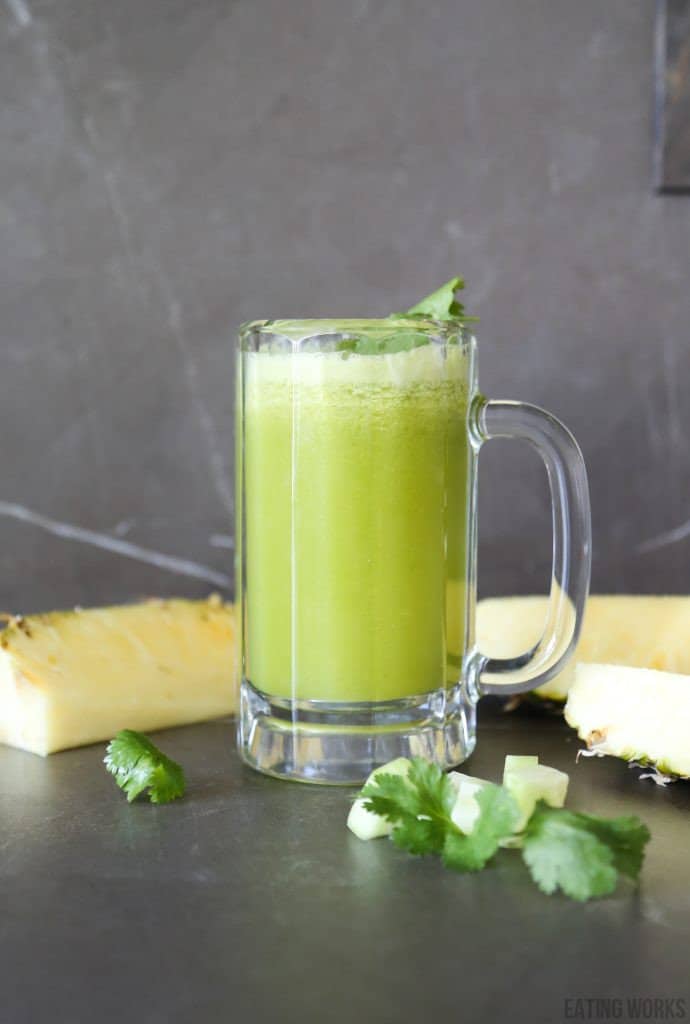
[242,342,471,702]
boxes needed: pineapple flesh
[476,595,690,701]
[0,596,236,756]
[565,662,690,778]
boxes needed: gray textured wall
[1,0,689,612]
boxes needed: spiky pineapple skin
[0,597,236,756]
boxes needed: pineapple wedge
[0,596,236,756]
[476,595,690,702]
[565,662,690,778]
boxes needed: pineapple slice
[0,596,236,756]
[565,662,690,778]
[476,595,690,702]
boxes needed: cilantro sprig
[335,277,473,357]
[400,276,467,321]
[104,729,186,804]
[522,803,651,901]
[358,758,650,901]
[362,760,519,871]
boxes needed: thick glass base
[238,679,478,785]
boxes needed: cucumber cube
[504,763,569,831]
[347,758,412,840]
[502,754,539,779]
[448,771,491,834]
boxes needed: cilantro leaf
[521,802,650,901]
[391,815,448,857]
[334,277,472,357]
[406,757,458,818]
[361,771,421,821]
[104,729,185,804]
[442,784,521,872]
[335,329,429,357]
[361,768,445,856]
[402,277,466,320]
[361,757,517,870]
[580,814,651,880]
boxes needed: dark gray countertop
[1,702,688,1024]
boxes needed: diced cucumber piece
[504,764,569,831]
[347,758,412,840]
[502,754,539,779]
[448,771,491,834]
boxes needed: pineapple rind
[0,597,236,756]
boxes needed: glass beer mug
[236,318,590,783]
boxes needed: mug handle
[469,397,591,696]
